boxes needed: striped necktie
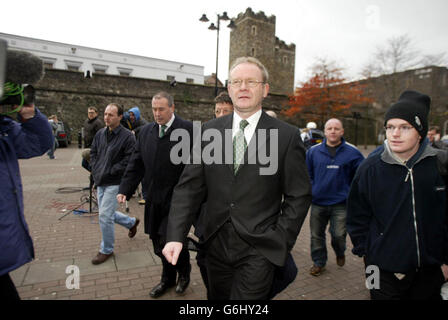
[233,119,249,174]
[159,124,167,138]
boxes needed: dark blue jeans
[310,203,347,267]
[47,138,57,159]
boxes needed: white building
[0,32,204,84]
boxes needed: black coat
[90,125,135,187]
[119,115,193,239]
[347,141,448,273]
[83,116,104,148]
[166,111,312,266]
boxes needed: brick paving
[10,144,377,300]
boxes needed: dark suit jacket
[167,111,312,266]
[119,115,193,239]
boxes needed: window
[67,65,79,71]
[41,57,57,69]
[167,75,175,81]
[64,59,82,71]
[92,63,108,74]
[186,78,194,84]
[117,67,132,76]
[251,48,256,57]
[251,25,257,36]
[283,56,288,65]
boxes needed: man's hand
[116,194,126,204]
[162,242,183,265]
[442,264,448,281]
[18,103,35,120]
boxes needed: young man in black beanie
[347,90,448,300]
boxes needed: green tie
[159,124,167,138]
[233,120,249,174]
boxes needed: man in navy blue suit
[118,92,193,298]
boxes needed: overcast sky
[1,0,447,86]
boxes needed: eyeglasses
[229,79,265,88]
[384,125,414,133]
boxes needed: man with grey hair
[306,118,364,276]
[163,57,311,300]
[118,91,193,298]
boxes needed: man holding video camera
[0,45,54,299]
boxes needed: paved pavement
[10,144,378,300]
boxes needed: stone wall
[33,69,291,141]
[358,66,448,132]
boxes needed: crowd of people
[1,55,447,301]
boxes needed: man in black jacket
[163,57,311,300]
[117,92,193,298]
[83,107,104,148]
[90,103,139,265]
[428,125,448,150]
[347,90,448,300]
[82,107,104,171]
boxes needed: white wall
[0,32,204,84]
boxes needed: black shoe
[149,281,175,298]
[128,218,140,238]
[175,274,190,294]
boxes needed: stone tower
[229,8,296,94]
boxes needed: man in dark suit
[163,57,312,300]
[117,92,193,298]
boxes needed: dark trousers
[81,158,91,172]
[0,273,20,300]
[205,221,275,300]
[152,235,191,285]
[370,266,445,300]
[196,248,210,298]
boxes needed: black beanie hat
[384,90,431,138]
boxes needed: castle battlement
[275,37,296,51]
[234,7,276,24]
[229,8,295,94]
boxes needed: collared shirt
[106,125,121,143]
[90,124,135,187]
[232,109,262,145]
[159,114,175,136]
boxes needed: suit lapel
[238,111,275,174]
[219,114,235,175]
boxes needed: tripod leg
[89,174,94,213]
[126,200,129,213]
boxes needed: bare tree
[361,34,447,77]
[376,34,420,74]
[419,52,447,67]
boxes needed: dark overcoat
[119,115,193,239]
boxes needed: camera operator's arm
[18,103,36,120]
[10,104,53,159]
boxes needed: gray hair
[229,57,269,83]
[153,91,174,107]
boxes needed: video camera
[0,38,44,115]
[0,39,5,99]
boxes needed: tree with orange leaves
[284,58,373,125]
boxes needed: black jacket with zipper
[347,138,448,273]
[90,125,135,187]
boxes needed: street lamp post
[200,12,236,97]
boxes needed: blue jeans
[97,185,136,255]
[310,203,347,267]
[47,138,57,159]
